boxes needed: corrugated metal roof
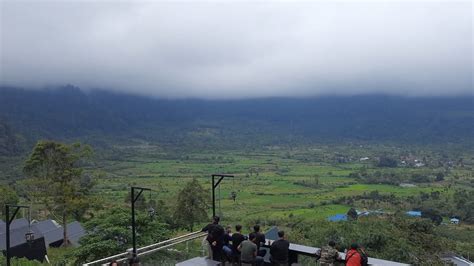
[0,224,44,250]
[0,218,85,249]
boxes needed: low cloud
[1,1,472,98]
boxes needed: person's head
[278,230,285,239]
[226,225,232,234]
[109,261,119,266]
[249,232,257,241]
[212,216,220,224]
[253,225,260,233]
[350,243,359,250]
[235,224,242,232]
[328,240,336,247]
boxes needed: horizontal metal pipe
[83,231,205,266]
[137,231,205,252]
[115,232,207,262]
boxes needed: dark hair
[350,243,359,250]
[249,232,256,240]
[328,240,336,247]
[213,216,220,223]
[253,225,260,232]
[278,230,285,238]
[236,224,242,231]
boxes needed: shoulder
[345,250,354,257]
[202,223,212,231]
[346,250,361,259]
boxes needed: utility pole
[211,174,234,218]
[5,204,30,266]
[130,187,151,263]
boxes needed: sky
[0,0,472,99]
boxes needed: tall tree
[0,184,19,215]
[173,178,209,231]
[23,141,93,246]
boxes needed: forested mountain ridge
[0,118,22,155]
[1,86,473,154]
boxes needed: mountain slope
[1,86,473,152]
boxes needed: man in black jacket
[253,225,267,257]
[231,224,247,257]
[202,216,225,261]
[270,231,290,265]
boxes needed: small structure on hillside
[399,183,416,188]
[406,211,422,217]
[450,218,460,225]
[357,210,371,217]
[328,214,348,222]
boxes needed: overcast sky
[0,0,472,99]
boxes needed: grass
[91,147,462,226]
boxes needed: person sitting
[238,233,264,266]
[270,230,290,265]
[201,216,225,262]
[222,225,233,258]
[316,240,341,266]
[252,225,267,257]
[232,224,247,261]
[345,243,362,266]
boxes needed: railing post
[5,204,10,266]
[5,204,30,266]
[212,175,215,218]
[211,174,234,218]
[131,187,136,261]
[130,186,150,263]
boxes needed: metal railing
[84,231,409,266]
[82,231,207,266]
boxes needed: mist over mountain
[1,1,471,98]
[1,86,473,155]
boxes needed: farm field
[91,144,469,227]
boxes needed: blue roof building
[328,214,348,222]
[406,211,422,217]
